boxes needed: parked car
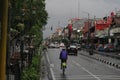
[67,44,78,56]
[104,43,115,52]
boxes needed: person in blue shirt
[59,47,68,69]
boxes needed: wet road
[46,48,120,80]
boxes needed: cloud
[43,0,120,38]
[46,0,119,16]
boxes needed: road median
[79,49,120,69]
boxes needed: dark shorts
[61,59,67,63]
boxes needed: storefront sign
[111,27,120,33]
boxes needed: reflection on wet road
[46,48,120,80]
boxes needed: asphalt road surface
[45,48,120,80]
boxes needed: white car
[59,43,65,47]
[54,43,59,48]
[48,43,55,48]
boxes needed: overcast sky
[43,0,120,39]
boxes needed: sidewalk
[40,51,49,80]
[79,50,120,69]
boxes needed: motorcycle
[89,49,93,55]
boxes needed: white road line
[46,53,56,80]
[72,60,101,80]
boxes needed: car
[77,44,81,50]
[104,43,115,52]
[114,43,120,52]
[54,42,59,48]
[59,43,65,47]
[67,44,78,56]
[48,43,55,48]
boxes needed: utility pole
[83,11,90,43]
[0,0,8,80]
[87,13,90,44]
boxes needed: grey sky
[43,0,120,39]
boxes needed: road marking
[50,64,54,68]
[55,75,120,79]
[46,53,56,80]
[72,60,101,80]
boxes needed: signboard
[95,28,108,37]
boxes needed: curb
[79,52,120,69]
[96,57,120,69]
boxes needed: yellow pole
[0,0,8,80]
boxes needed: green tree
[9,0,48,80]
[9,0,48,46]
